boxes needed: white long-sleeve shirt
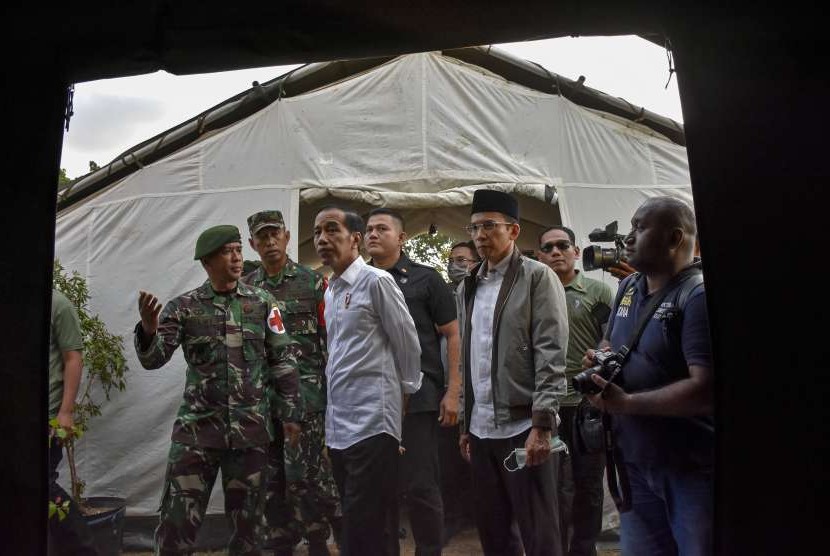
[324,256,423,450]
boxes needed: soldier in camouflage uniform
[134,224,302,556]
[242,210,342,556]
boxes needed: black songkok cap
[471,189,519,220]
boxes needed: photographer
[582,197,713,556]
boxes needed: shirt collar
[263,258,298,283]
[564,270,587,292]
[478,250,512,278]
[336,256,366,286]
[391,252,412,275]
[196,280,253,299]
[369,252,411,275]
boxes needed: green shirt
[562,271,613,406]
[49,290,84,419]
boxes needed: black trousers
[330,433,400,556]
[400,411,444,556]
[558,404,606,556]
[470,429,563,556]
[438,420,474,528]
[48,438,98,556]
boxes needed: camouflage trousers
[155,441,269,556]
[262,412,342,548]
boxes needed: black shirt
[372,253,457,413]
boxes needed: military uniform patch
[268,306,286,334]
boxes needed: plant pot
[82,496,126,556]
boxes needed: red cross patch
[268,306,285,334]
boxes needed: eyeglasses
[449,257,477,265]
[539,240,572,253]
[464,221,515,236]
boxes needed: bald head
[626,196,697,274]
[641,196,697,237]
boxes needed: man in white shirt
[457,189,570,556]
[313,205,423,556]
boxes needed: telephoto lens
[582,245,624,271]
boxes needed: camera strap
[603,263,704,512]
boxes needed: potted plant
[51,260,129,555]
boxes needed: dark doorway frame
[3,4,825,553]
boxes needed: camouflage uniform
[242,260,341,550]
[135,280,301,556]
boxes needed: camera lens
[582,246,603,271]
[571,366,604,395]
[583,246,623,271]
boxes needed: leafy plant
[52,260,128,509]
[48,497,70,522]
[405,232,455,280]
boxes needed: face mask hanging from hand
[446,262,469,284]
[503,436,569,472]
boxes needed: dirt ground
[125,523,621,555]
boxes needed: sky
[60,35,682,180]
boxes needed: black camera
[571,350,623,395]
[582,220,627,271]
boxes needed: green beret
[194,225,242,260]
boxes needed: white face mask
[503,436,569,472]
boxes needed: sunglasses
[539,240,572,253]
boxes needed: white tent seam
[198,143,204,191]
[84,206,95,280]
[422,54,428,173]
[73,184,302,210]
[290,172,559,189]
[557,183,690,189]
[646,139,658,184]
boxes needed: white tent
[55,49,691,518]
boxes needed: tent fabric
[54,51,690,516]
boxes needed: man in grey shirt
[313,205,422,556]
[457,189,569,556]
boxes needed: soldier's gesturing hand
[138,290,162,337]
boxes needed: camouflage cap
[247,210,285,236]
[194,225,242,260]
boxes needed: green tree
[58,168,72,189]
[52,260,128,508]
[405,232,454,281]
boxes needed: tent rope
[64,84,75,131]
[122,152,145,169]
[197,114,208,135]
[664,37,676,89]
[528,60,558,95]
[277,64,307,102]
